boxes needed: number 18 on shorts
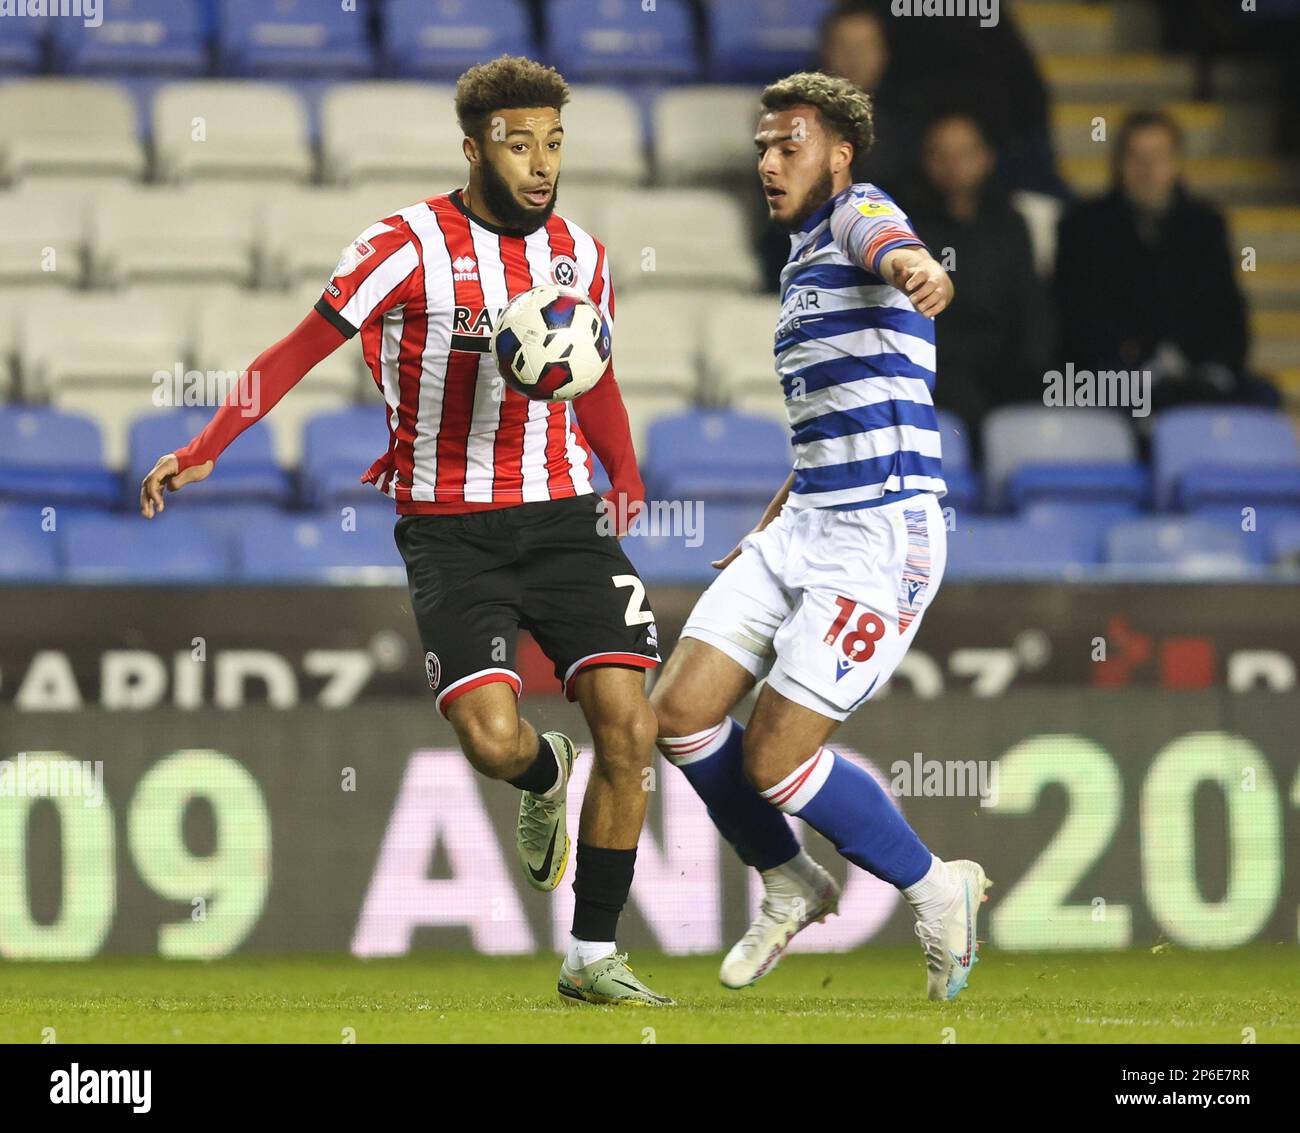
[681,494,948,722]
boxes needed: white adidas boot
[720,851,840,989]
[913,859,992,1000]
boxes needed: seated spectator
[907,113,1055,434]
[1054,110,1273,414]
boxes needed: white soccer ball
[490,284,611,402]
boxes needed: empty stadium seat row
[3,496,1298,586]
[0,76,781,188]
[0,284,767,464]
[0,73,787,187]
[0,0,827,84]
[2,401,1298,526]
[0,181,760,292]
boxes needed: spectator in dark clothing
[818,2,925,191]
[870,1,1062,195]
[1054,111,1266,413]
[906,113,1055,433]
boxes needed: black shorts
[394,494,660,715]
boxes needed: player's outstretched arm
[712,471,795,570]
[138,309,348,519]
[829,194,953,319]
[879,246,954,319]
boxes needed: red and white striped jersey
[314,190,612,514]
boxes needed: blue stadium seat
[1271,516,1300,565]
[1020,498,1141,529]
[982,405,1142,510]
[1105,516,1257,577]
[1185,503,1300,563]
[0,407,120,508]
[301,407,391,508]
[216,0,373,77]
[945,511,1104,580]
[128,410,290,506]
[934,409,979,511]
[547,0,699,82]
[643,409,790,503]
[0,17,45,73]
[381,0,533,79]
[1007,462,1149,511]
[706,0,830,81]
[1153,406,1300,510]
[52,0,208,75]
[189,501,286,544]
[622,500,755,585]
[236,511,401,581]
[61,512,232,582]
[0,505,61,581]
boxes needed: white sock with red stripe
[758,748,836,814]
[658,720,732,766]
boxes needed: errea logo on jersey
[452,255,478,281]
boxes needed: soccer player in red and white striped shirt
[139,56,670,1007]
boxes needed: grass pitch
[1,947,1295,1044]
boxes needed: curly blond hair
[760,71,875,155]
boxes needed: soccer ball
[491,284,611,401]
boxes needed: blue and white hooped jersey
[776,182,946,510]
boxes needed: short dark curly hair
[454,55,571,141]
[760,71,875,156]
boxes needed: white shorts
[681,492,947,722]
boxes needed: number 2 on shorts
[612,574,655,627]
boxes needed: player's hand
[888,251,953,318]
[711,542,745,570]
[139,453,213,518]
[598,491,644,540]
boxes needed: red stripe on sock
[664,723,727,756]
[767,751,824,808]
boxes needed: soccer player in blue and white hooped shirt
[653,72,990,999]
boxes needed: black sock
[507,734,560,795]
[571,842,636,942]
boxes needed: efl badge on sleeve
[331,237,376,279]
[855,200,896,219]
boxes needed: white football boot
[913,859,992,1000]
[720,851,840,989]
